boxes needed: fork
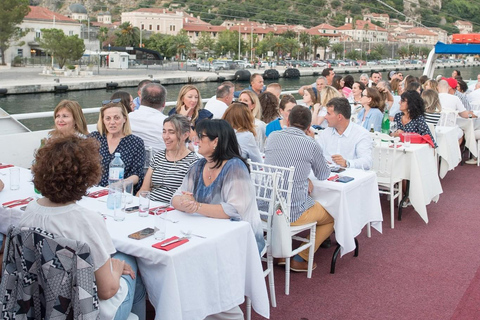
[181,229,206,239]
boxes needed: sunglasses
[102,98,122,105]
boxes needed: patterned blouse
[89,131,145,192]
[393,112,437,147]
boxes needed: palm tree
[299,31,310,60]
[171,30,192,59]
[271,36,285,61]
[330,43,343,59]
[397,46,409,59]
[318,37,330,60]
[284,38,300,60]
[97,27,109,49]
[373,44,387,59]
[115,22,140,47]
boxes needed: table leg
[330,238,359,274]
[398,180,411,221]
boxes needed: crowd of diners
[1,67,480,320]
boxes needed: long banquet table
[435,126,462,179]
[457,117,480,158]
[0,167,270,320]
[309,168,383,257]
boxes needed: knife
[160,237,188,247]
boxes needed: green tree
[318,37,330,60]
[283,38,300,60]
[215,30,236,57]
[196,32,215,53]
[0,0,30,65]
[97,27,109,49]
[372,44,387,59]
[282,30,297,39]
[171,30,192,59]
[397,46,409,59]
[145,33,176,58]
[299,31,310,60]
[38,29,85,68]
[330,43,343,59]
[346,50,360,60]
[115,22,140,47]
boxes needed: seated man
[234,73,265,98]
[204,83,234,119]
[317,97,373,170]
[265,105,333,272]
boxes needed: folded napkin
[149,206,175,215]
[87,189,109,198]
[152,236,189,251]
[0,164,14,170]
[2,197,34,208]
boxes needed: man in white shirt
[368,71,381,87]
[467,82,480,108]
[298,76,327,96]
[317,97,373,170]
[129,83,168,154]
[204,83,234,119]
[438,80,475,118]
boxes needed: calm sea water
[2,66,480,131]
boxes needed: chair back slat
[370,132,400,181]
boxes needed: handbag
[271,206,292,258]
[399,132,435,148]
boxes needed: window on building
[17,49,23,57]
[69,31,73,36]
[170,25,175,32]
[157,25,160,31]
[36,31,41,39]
[149,24,152,30]
[141,24,144,30]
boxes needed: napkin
[2,197,34,208]
[0,164,14,170]
[152,236,189,251]
[87,189,109,198]
[149,206,175,215]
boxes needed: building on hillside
[68,4,88,21]
[97,11,112,25]
[429,27,448,43]
[364,13,389,26]
[121,9,183,35]
[336,18,388,43]
[3,6,82,64]
[403,27,438,45]
[454,20,473,34]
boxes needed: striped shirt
[424,112,441,126]
[150,150,198,203]
[264,127,330,222]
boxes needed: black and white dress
[150,150,198,203]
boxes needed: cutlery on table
[160,236,190,247]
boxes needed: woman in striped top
[422,89,442,125]
[138,115,198,203]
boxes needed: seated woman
[138,115,198,203]
[266,94,297,137]
[222,102,263,163]
[341,75,354,98]
[258,91,280,124]
[358,87,384,132]
[171,119,265,254]
[111,91,135,113]
[46,100,89,141]
[168,85,213,129]
[422,89,442,125]
[238,90,266,152]
[18,136,146,320]
[392,90,436,146]
[89,100,145,192]
[349,81,365,121]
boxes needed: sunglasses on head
[102,98,122,105]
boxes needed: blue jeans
[113,252,146,320]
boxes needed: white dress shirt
[235,131,263,163]
[205,99,228,119]
[316,121,373,170]
[129,105,167,154]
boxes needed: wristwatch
[469,114,473,118]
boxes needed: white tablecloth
[0,169,270,320]
[309,169,383,257]
[78,196,270,320]
[381,143,443,224]
[435,126,462,179]
[457,118,480,158]
[0,166,34,234]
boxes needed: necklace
[206,165,215,180]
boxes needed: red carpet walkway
[249,163,480,320]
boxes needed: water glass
[123,179,134,204]
[154,208,168,240]
[113,189,126,222]
[10,167,20,190]
[138,191,150,217]
[404,133,412,148]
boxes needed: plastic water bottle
[381,109,390,134]
[107,153,125,209]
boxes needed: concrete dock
[0,62,477,95]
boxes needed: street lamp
[108,44,111,69]
[238,24,241,59]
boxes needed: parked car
[212,61,229,70]
[197,62,213,71]
[312,60,327,67]
[187,59,197,66]
[234,60,252,68]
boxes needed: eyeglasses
[197,132,210,140]
[102,98,122,105]
[400,98,407,102]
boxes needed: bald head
[438,80,449,93]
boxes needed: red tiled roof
[407,27,436,36]
[183,24,226,32]
[337,20,387,32]
[310,23,336,30]
[455,20,472,26]
[25,6,77,23]
[131,8,179,14]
